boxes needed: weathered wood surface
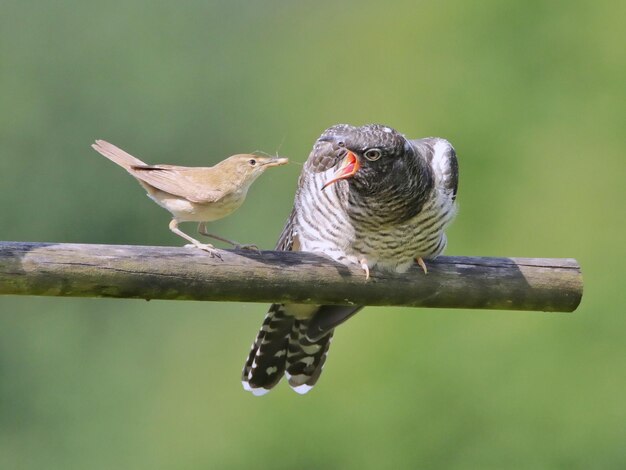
[0,241,583,312]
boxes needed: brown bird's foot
[170,220,223,259]
[415,257,428,274]
[198,223,257,252]
[359,258,370,281]
[183,242,223,259]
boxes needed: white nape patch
[383,127,393,133]
[266,366,278,376]
[431,139,452,178]
[292,383,313,395]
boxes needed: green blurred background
[1,1,624,468]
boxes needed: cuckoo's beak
[321,151,360,190]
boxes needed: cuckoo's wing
[306,305,363,341]
[274,208,298,251]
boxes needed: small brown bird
[91,140,288,257]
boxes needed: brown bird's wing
[92,140,223,203]
[128,165,224,203]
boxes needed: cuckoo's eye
[337,141,346,148]
[364,148,382,161]
[248,159,257,166]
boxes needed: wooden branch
[0,241,582,312]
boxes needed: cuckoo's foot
[359,258,370,281]
[415,257,428,274]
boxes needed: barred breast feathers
[295,169,354,256]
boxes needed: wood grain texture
[0,241,583,312]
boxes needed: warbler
[92,139,288,257]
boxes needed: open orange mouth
[321,151,360,190]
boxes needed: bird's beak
[321,151,360,190]
[262,157,289,167]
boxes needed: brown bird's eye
[364,148,382,161]
[248,159,257,166]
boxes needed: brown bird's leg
[415,257,428,274]
[169,219,222,259]
[197,223,260,252]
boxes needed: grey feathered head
[318,124,422,195]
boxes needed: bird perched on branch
[92,140,288,257]
[242,123,458,395]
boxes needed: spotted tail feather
[242,304,294,396]
[285,320,333,394]
[242,305,334,396]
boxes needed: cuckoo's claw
[415,257,428,274]
[359,258,370,281]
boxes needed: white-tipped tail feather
[242,304,333,395]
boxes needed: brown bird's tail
[242,304,333,396]
[91,140,148,170]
